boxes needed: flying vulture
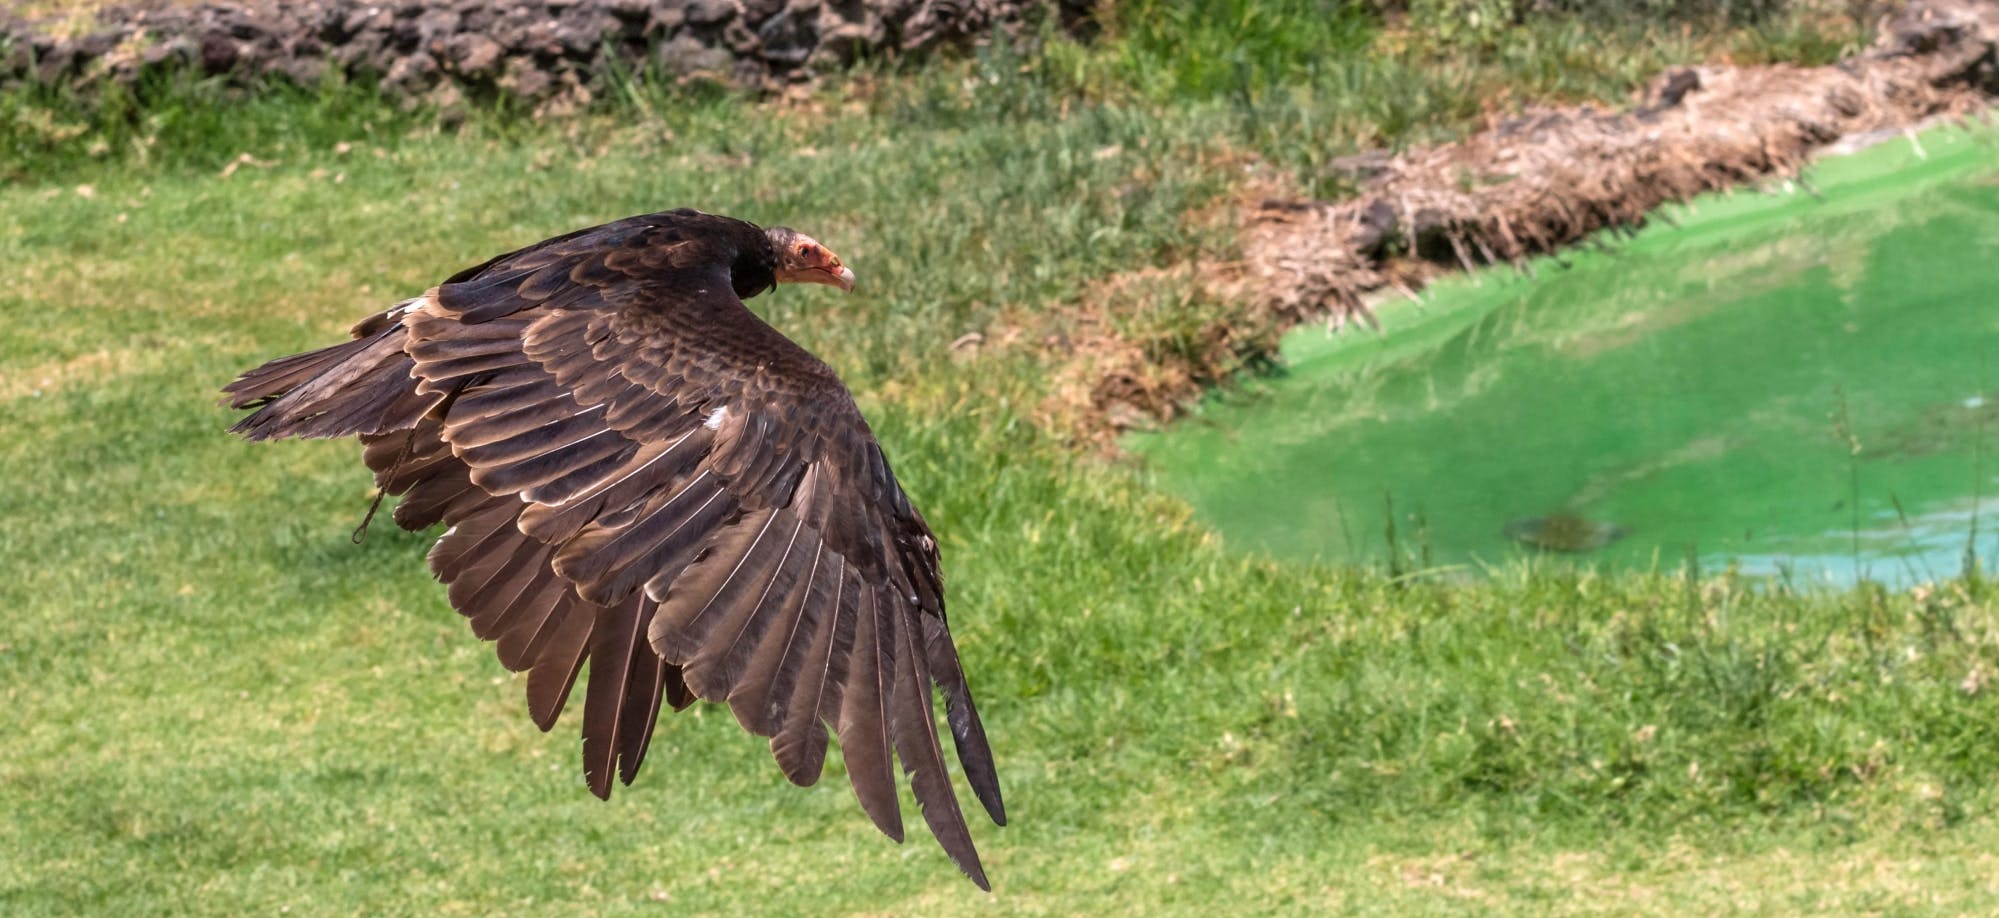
[222,209,1003,888]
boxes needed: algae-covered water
[1134,125,1999,586]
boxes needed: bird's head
[767,227,856,293]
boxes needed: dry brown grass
[992,155,1308,450]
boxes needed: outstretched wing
[223,211,1003,888]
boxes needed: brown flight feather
[222,208,1002,889]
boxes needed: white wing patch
[703,406,731,431]
[387,293,434,319]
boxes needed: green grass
[6,4,1997,914]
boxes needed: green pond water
[1133,124,1999,587]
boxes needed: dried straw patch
[1021,162,1301,450]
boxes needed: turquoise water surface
[1134,124,1999,586]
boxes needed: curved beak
[776,260,857,293]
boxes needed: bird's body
[223,209,1002,888]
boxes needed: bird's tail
[222,299,435,441]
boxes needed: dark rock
[816,18,884,65]
[1887,20,1961,56]
[35,45,75,84]
[444,32,506,78]
[902,0,992,52]
[1504,512,1628,553]
[200,31,240,74]
[332,27,386,69]
[72,30,122,60]
[686,0,741,26]
[651,0,690,31]
[224,12,265,41]
[318,10,357,42]
[343,6,393,37]
[385,50,440,91]
[743,0,788,22]
[388,13,423,52]
[273,54,327,86]
[556,8,620,57]
[657,31,733,76]
[607,0,655,19]
[141,36,197,68]
[821,0,878,29]
[758,8,816,63]
[1411,207,1453,261]
[4,40,30,80]
[487,14,527,51]
[1351,198,1399,257]
[233,36,273,72]
[416,8,462,47]
[516,20,564,58]
[501,54,555,98]
[1655,68,1701,108]
[293,5,345,42]
[723,17,759,53]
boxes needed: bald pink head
[767,227,856,292]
